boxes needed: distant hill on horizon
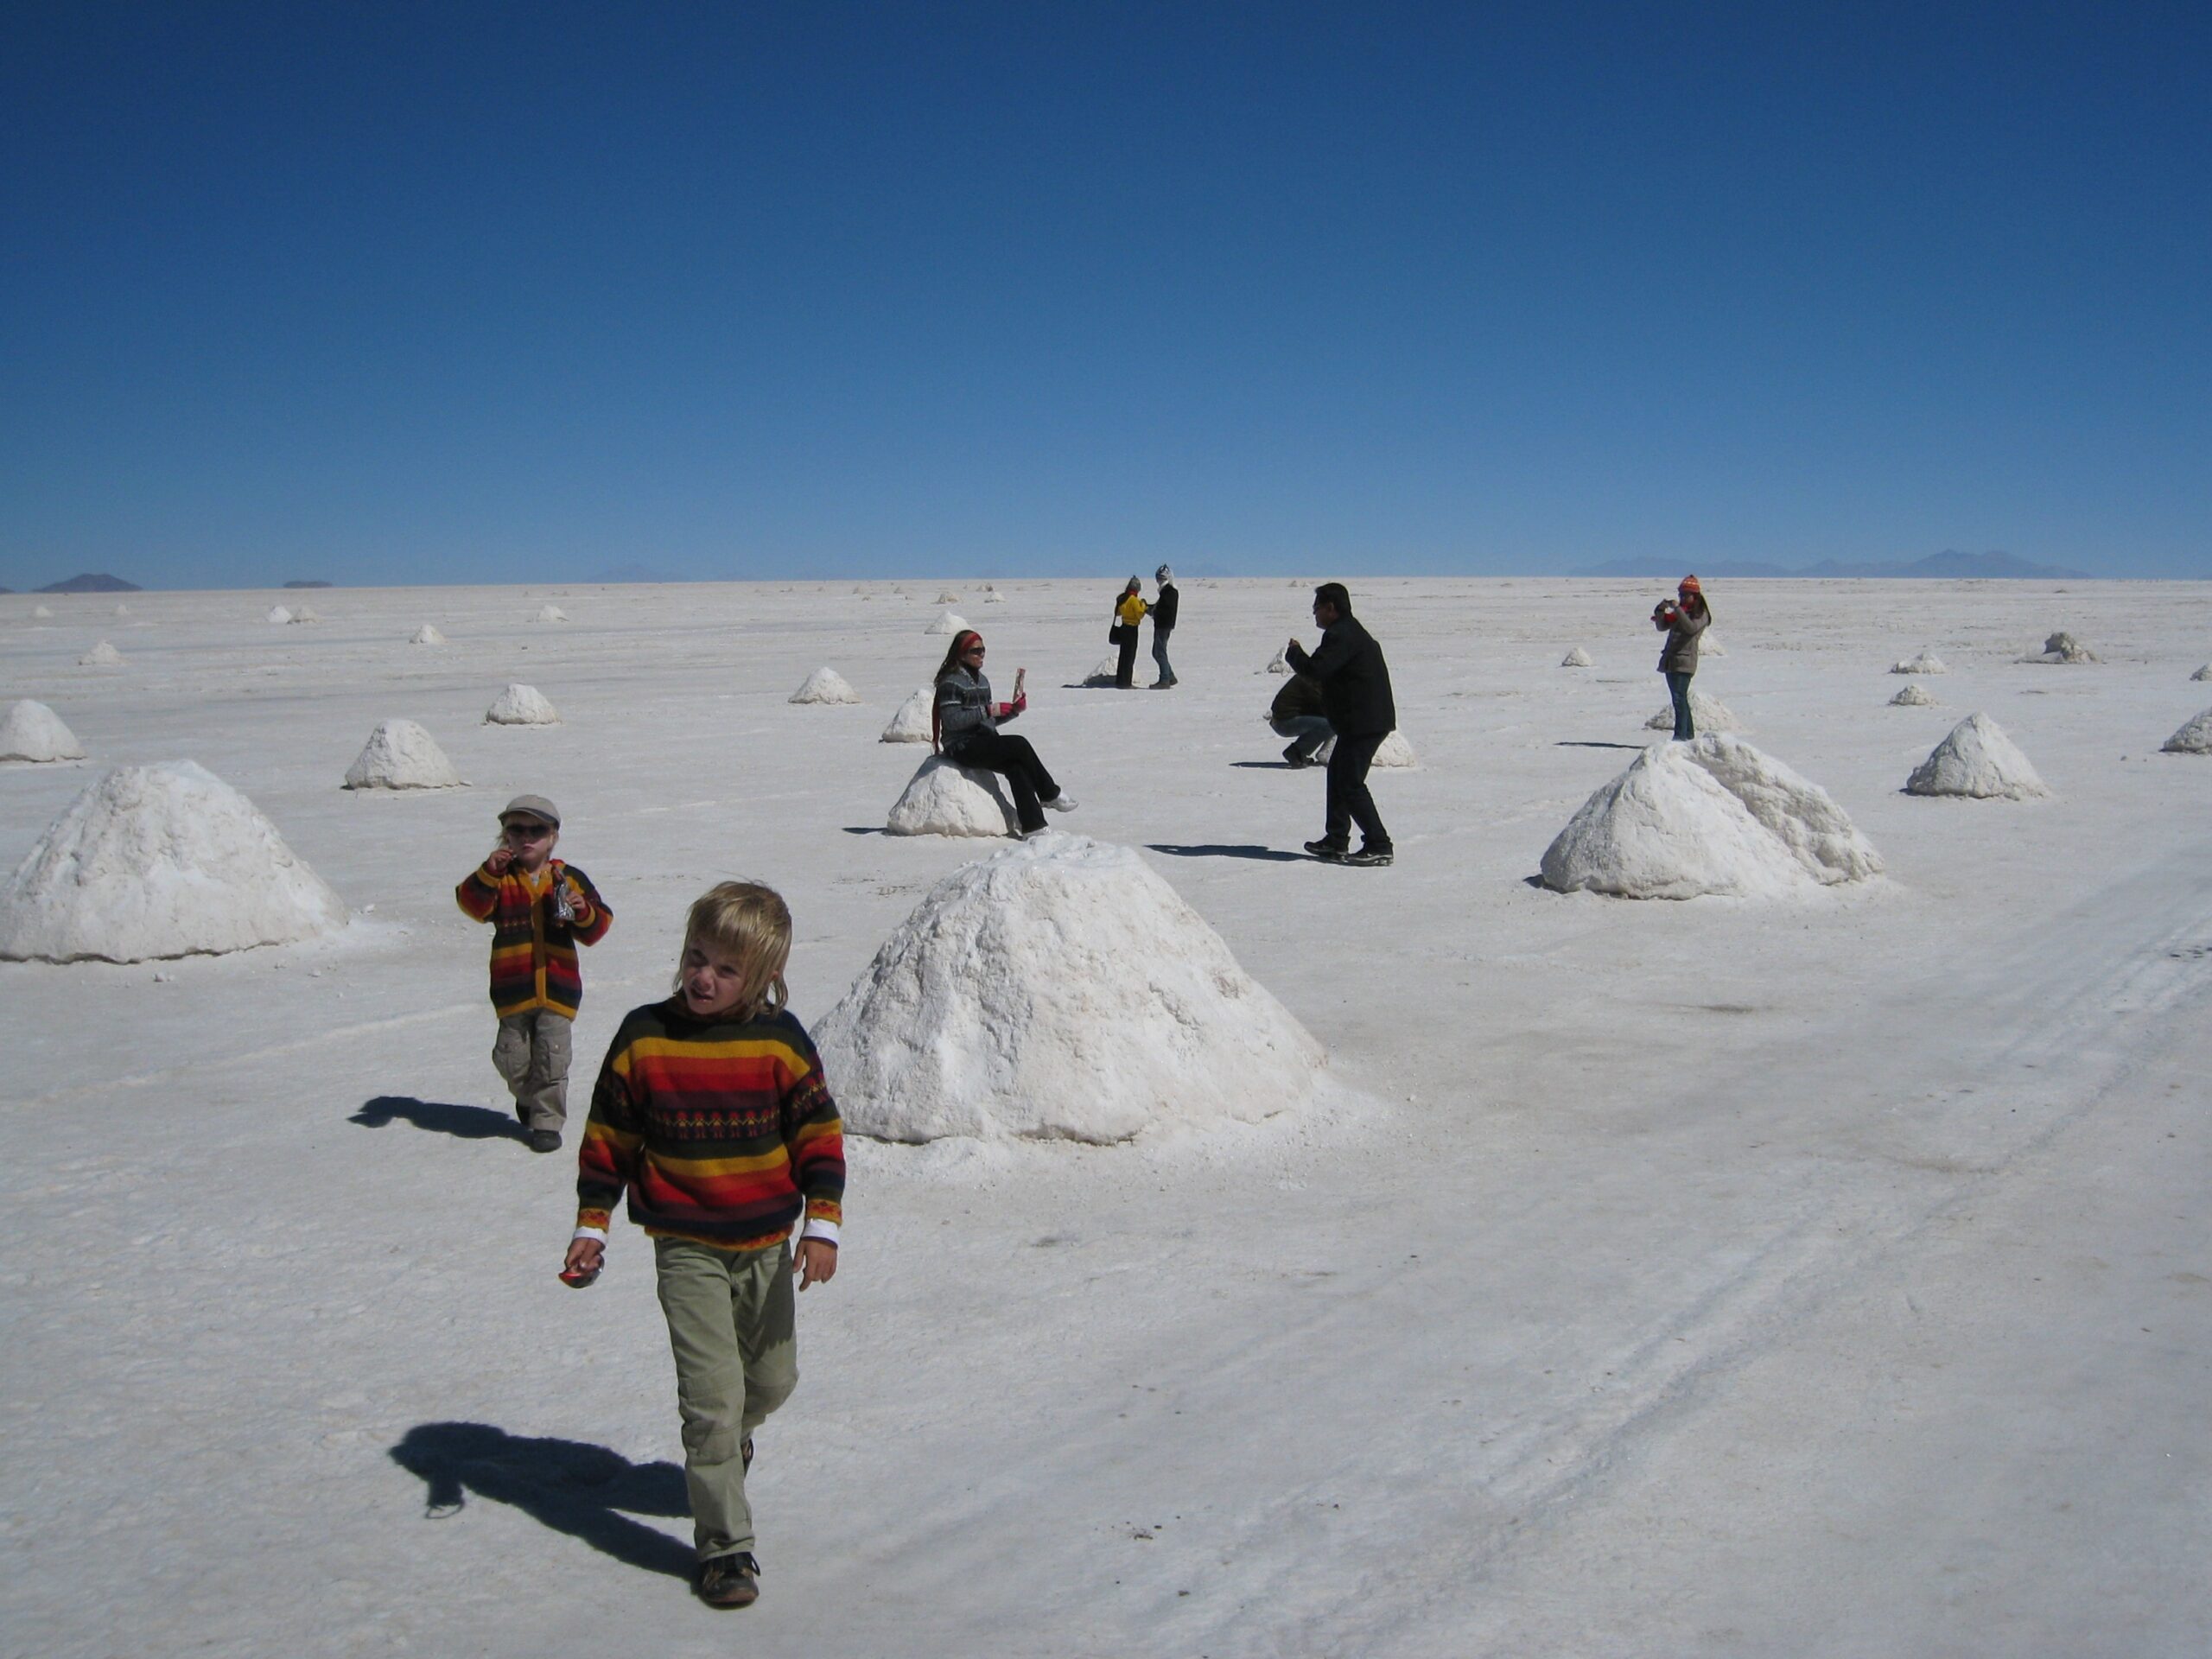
[1572,550,2095,582]
[36,572,143,593]
[283,579,333,588]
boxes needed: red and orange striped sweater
[454,859,612,1018]
[575,999,845,1252]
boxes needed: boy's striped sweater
[454,859,611,1018]
[575,999,845,1252]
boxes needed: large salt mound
[79,641,124,667]
[1317,730,1418,767]
[266,605,294,625]
[1891,651,1947,674]
[817,835,1326,1143]
[0,700,86,762]
[925,610,969,636]
[880,688,935,743]
[0,761,348,962]
[1643,690,1744,733]
[343,720,465,789]
[1541,735,1882,900]
[2020,630,2095,664]
[1561,647,1592,668]
[1905,713,2050,799]
[534,605,568,624]
[791,667,861,704]
[485,683,559,725]
[1890,683,1936,707]
[410,624,446,645]
[2159,709,2212,754]
[885,755,1018,837]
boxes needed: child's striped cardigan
[575,999,845,1252]
[454,859,612,1018]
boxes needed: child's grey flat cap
[498,793,561,827]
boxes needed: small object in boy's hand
[551,885,575,923]
[559,1264,599,1287]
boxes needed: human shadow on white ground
[390,1423,693,1580]
[352,1096,530,1143]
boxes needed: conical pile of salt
[1317,731,1418,767]
[1081,655,1120,687]
[485,684,560,725]
[2190,664,2210,683]
[2160,709,2212,755]
[2020,631,2095,664]
[533,604,568,624]
[1891,651,1946,674]
[885,755,1018,837]
[933,591,960,605]
[343,720,465,789]
[410,625,446,645]
[79,641,124,667]
[33,604,54,619]
[925,610,969,636]
[790,667,861,705]
[266,605,294,625]
[1905,714,2050,799]
[0,700,86,762]
[1890,683,1936,707]
[880,688,935,743]
[1561,647,1593,668]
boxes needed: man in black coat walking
[1284,582,1395,866]
[1149,563,1180,687]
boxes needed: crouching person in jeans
[562,881,843,1611]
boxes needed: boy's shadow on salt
[390,1422,692,1580]
[352,1096,527,1142]
[1147,842,1306,862]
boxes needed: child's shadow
[390,1421,693,1580]
[352,1096,527,1142]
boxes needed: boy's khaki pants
[492,1009,572,1131]
[655,1236,799,1561]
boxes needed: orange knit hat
[1677,575,1702,594]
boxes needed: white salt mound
[266,605,294,625]
[1264,645,1290,675]
[534,605,568,624]
[0,700,86,762]
[1317,731,1418,767]
[925,610,969,637]
[0,761,348,963]
[289,605,321,624]
[485,683,560,725]
[2021,630,2095,664]
[880,688,936,743]
[885,754,1018,838]
[1082,655,1120,687]
[113,603,130,616]
[2190,664,2211,683]
[1541,734,1882,901]
[791,667,861,705]
[2160,709,2212,755]
[1700,632,1727,658]
[817,834,1327,1143]
[1890,683,1936,707]
[1905,713,2050,799]
[1891,651,1947,674]
[79,641,124,667]
[1644,689,1744,733]
[410,625,446,645]
[934,591,960,604]
[984,589,1006,604]
[343,719,465,790]
[1561,647,1593,668]
[34,604,54,618]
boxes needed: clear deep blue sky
[3,3,2207,588]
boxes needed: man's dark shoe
[1282,746,1319,768]
[526,1128,561,1154]
[1345,845,1395,868]
[696,1552,760,1610]
[1304,838,1349,861]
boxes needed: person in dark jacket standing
[1285,582,1395,866]
[1148,564,1179,688]
[1651,575,1711,740]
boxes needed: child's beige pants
[654,1236,799,1561]
[492,1009,572,1131]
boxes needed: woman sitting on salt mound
[817,835,1325,1143]
[1541,734,1882,900]
[890,630,1076,839]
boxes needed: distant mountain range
[36,572,143,593]
[283,579,333,589]
[1572,550,2093,582]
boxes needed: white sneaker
[1043,793,1077,812]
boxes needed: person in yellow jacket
[1111,575,1148,689]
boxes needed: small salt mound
[933,591,960,604]
[925,610,969,636]
[410,625,447,645]
[1264,645,1289,675]
[79,641,124,667]
[113,603,130,616]
[1890,683,1936,707]
[343,720,465,789]
[1317,731,1418,767]
[1081,655,1120,687]
[885,754,1017,837]
[880,688,935,743]
[2159,709,2212,755]
[791,667,861,705]
[1700,633,1727,658]
[2020,630,2095,664]
[34,604,54,618]
[2190,664,2211,682]
[0,700,86,762]
[534,605,568,624]
[1905,713,2050,799]
[0,761,347,962]
[289,605,321,624]
[984,589,1006,604]
[1891,651,1947,674]
[1541,735,1882,900]
[1561,647,1593,668]
[817,834,1326,1143]
[1643,690,1744,733]
[485,683,559,725]
[266,606,294,625]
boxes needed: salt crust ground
[1906,712,2051,799]
[884,753,1017,836]
[791,666,861,704]
[2,579,2209,1658]
[0,698,86,762]
[0,760,347,961]
[817,833,1326,1143]
[344,720,466,790]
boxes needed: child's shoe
[526,1128,561,1154]
[696,1552,760,1609]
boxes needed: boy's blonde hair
[675,880,791,1018]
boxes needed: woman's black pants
[1115,629,1141,688]
[949,731,1059,834]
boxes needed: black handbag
[1109,621,1132,645]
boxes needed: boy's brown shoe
[696,1552,760,1610]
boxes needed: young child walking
[454,795,612,1153]
[561,880,844,1611]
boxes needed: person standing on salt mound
[454,796,613,1154]
[1652,575,1712,741]
[1286,582,1395,866]
[931,629,1077,837]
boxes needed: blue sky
[3,3,2206,588]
